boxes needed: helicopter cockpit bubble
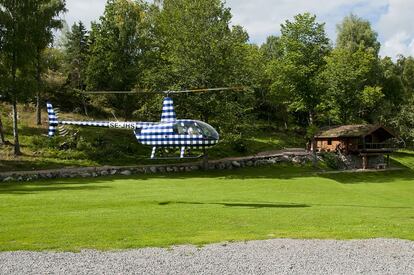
[173,120,219,139]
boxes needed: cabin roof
[315,124,396,139]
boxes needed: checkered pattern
[134,120,218,147]
[47,98,219,154]
[160,97,176,122]
[46,102,58,137]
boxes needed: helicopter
[47,88,239,159]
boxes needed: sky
[62,0,414,59]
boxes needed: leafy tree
[377,57,405,123]
[1,0,39,155]
[86,0,154,120]
[260,35,283,62]
[32,0,66,125]
[63,21,90,115]
[323,47,380,123]
[154,0,255,133]
[401,56,414,95]
[269,13,331,126]
[390,97,414,145]
[64,21,89,91]
[0,0,65,155]
[336,14,381,54]
[387,56,414,143]
[259,36,290,127]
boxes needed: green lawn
[1,164,413,251]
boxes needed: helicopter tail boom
[46,102,155,136]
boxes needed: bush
[227,133,248,153]
[320,152,341,169]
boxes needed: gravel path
[1,239,413,275]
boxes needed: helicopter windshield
[174,121,219,139]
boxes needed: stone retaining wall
[0,153,313,183]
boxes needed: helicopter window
[172,121,218,138]
[196,121,219,139]
[175,123,186,134]
[173,122,203,135]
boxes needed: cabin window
[327,139,332,145]
[172,121,218,139]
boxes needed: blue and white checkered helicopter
[46,88,237,159]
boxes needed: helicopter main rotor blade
[82,91,139,94]
[79,87,246,95]
[164,87,246,94]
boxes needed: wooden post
[362,155,367,170]
[312,138,318,168]
[387,154,390,167]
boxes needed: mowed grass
[1,164,414,251]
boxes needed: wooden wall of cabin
[316,138,360,153]
[316,138,342,152]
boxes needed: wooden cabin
[314,124,397,169]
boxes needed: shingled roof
[315,124,395,138]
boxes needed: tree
[324,14,385,123]
[323,47,380,123]
[154,0,255,132]
[377,57,405,123]
[64,21,89,90]
[0,59,7,144]
[0,0,65,155]
[336,14,381,54]
[63,21,90,115]
[32,0,66,125]
[86,0,154,120]
[269,13,331,126]
[259,36,290,127]
[390,97,414,145]
[401,56,414,95]
[0,0,38,155]
[260,35,283,62]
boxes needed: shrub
[320,152,341,169]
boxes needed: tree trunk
[11,49,21,155]
[36,92,41,125]
[309,110,314,126]
[0,116,5,145]
[309,110,317,168]
[36,49,42,125]
[12,98,21,156]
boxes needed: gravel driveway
[1,239,413,274]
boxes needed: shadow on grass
[0,159,85,172]
[158,201,310,208]
[158,201,412,209]
[312,203,413,209]
[0,182,111,194]
[319,169,414,184]
[20,125,45,136]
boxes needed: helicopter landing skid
[150,147,205,160]
[150,155,204,160]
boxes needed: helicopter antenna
[110,111,119,121]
